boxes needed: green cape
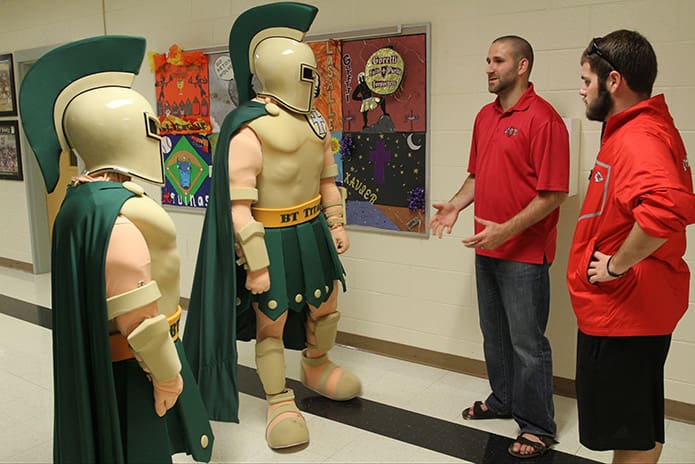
[52,181,212,463]
[183,101,270,422]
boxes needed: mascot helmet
[19,35,163,192]
[229,2,319,114]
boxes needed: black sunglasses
[589,38,621,74]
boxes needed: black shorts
[576,330,671,451]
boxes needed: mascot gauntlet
[321,167,347,230]
[235,219,270,272]
[128,315,181,382]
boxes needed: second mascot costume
[183,1,362,449]
[19,36,213,463]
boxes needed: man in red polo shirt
[569,30,695,464]
[430,35,569,458]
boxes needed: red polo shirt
[468,84,569,264]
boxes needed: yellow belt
[110,305,182,363]
[251,195,322,228]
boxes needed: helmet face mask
[63,86,165,185]
[300,63,321,99]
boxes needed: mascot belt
[251,194,322,228]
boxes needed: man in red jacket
[568,30,695,464]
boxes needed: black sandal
[461,401,511,420]
[507,434,556,459]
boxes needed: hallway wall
[1,0,693,405]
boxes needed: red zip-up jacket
[567,95,695,336]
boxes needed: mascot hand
[330,225,350,254]
[246,267,270,294]
[152,374,183,417]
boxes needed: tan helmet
[62,85,164,184]
[252,36,318,114]
[19,36,157,192]
[229,3,320,113]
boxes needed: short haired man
[430,35,569,458]
[569,30,695,464]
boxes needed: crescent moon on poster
[406,133,422,151]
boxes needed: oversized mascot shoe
[300,351,362,401]
[265,389,309,449]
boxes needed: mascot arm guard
[107,280,161,319]
[127,315,181,382]
[234,218,270,272]
[321,185,347,229]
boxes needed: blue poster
[161,134,212,210]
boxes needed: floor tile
[1,266,693,463]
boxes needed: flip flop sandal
[461,400,512,420]
[507,434,556,459]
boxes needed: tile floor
[1,265,694,463]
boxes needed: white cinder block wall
[1,0,693,405]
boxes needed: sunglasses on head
[589,38,621,74]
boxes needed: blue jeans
[475,255,556,438]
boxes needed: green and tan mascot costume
[183,1,362,450]
[19,35,213,463]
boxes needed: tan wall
[1,0,693,404]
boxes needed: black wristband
[606,255,626,278]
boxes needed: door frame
[15,44,59,274]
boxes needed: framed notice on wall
[0,120,23,180]
[0,53,17,117]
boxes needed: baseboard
[665,399,695,425]
[179,303,695,425]
[0,257,33,273]
[336,331,695,425]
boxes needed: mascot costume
[19,36,213,463]
[183,1,361,450]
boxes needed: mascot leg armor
[255,337,309,449]
[302,310,362,401]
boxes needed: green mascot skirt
[236,214,346,349]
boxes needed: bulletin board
[152,23,430,237]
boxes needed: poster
[161,134,212,210]
[207,51,239,133]
[340,33,428,234]
[151,45,212,135]
[310,40,343,133]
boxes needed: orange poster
[150,44,212,135]
[309,40,342,132]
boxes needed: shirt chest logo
[504,126,518,137]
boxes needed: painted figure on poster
[19,35,213,463]
[183,1,362,450]
[352,71,388,129]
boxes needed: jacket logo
[683,158,690,172]
[594,171,604,183]
[504,127,518,137]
